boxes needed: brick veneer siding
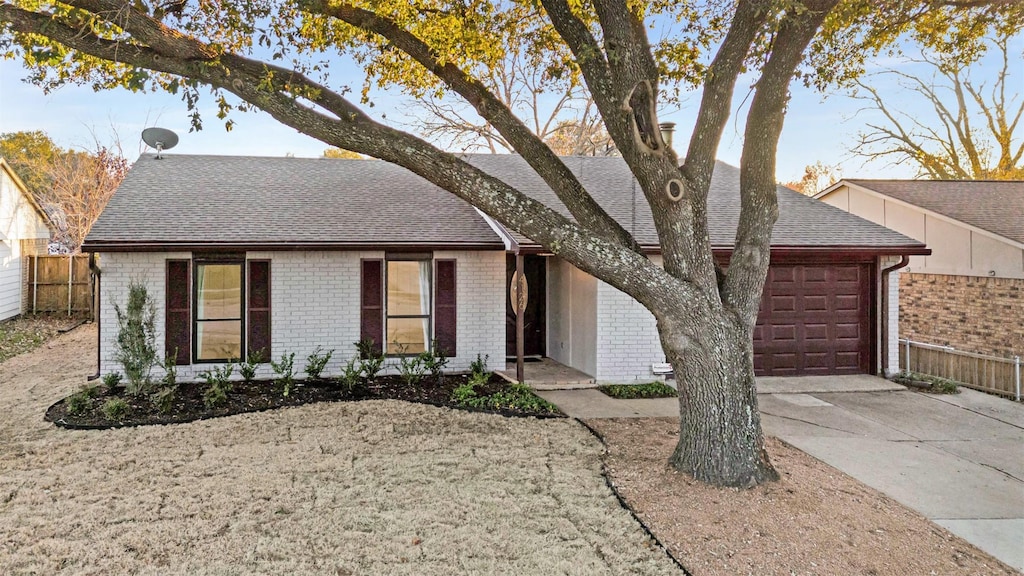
[899,273,1023,357]
[594,280,665,382]
[98,250,506,381]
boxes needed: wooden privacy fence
[899,339,1022,401]
[26,255,93,315]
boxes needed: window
[386,258,431,354]
[194,261,243,361]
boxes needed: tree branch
[298,1,639,251]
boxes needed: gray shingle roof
[85,155,504,249]
[85,153,926,252]
[462,155,924,250]
[844,179,1024,244]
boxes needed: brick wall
[98,250,507,382]
[594,280,665,382]
[900,272,1023,357]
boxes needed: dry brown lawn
[589,418,1018,576]
[0,326,679,575]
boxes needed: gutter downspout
[880,255,910,377]
[87,252,101,381]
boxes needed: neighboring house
[83,155,926,382]
[816,180,1023,358]
[0,158,52,321]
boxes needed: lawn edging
[574,418,694,576]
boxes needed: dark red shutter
[165,260,191,365]
[434,259,457,356]
[247,260,271,361]
[360,259,384,356]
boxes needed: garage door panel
[804,324,828,341]
[804,295,829,311]
[835,294,860,311]
[755,263,871,376]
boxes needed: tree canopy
[3,0,1018,487]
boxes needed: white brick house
[85,154,927,382]
[0,158,51,321]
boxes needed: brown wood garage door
[753,264,872,376]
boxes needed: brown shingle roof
[84,154,926,253]
[844,179,1024,244]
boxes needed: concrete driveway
[538,380,1024,571]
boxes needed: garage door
[753,264,872,376]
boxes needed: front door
[506,255,546,358]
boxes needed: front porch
[497,357,597,390]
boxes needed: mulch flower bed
[46,373,565,429]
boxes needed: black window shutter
[434,259,457,356]
[361,259,384,356]
[247,260,271,361]
[165,260,191,365]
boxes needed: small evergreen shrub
[101,398,129,421]
[66,390,93,415]
[160,352,178,388]
[271,352,296,396]
[151,386,177,414]
[200,364,235,409]
[337,357,364,395]
[239,349,264,383]
[102,371,123,391]
[355,339,385,380]
[422,345,449,382]
[396,346,426,386]
[113,281,157,396]
[470,354,489,379]
[304,346,334,379]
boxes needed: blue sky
[0,32,1017,183]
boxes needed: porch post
[516,252,525,383]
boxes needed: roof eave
[81,240,507,253]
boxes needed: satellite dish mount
[141,127,179,159]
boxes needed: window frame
[384,252,433,356]
[192,254,246,364]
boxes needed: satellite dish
[141,127,179,159]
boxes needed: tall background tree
[0,130,129,251]
[850,30,1023,180]
[2,0,1017,486]
[782,161,842,195]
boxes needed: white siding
[98,250,506,381]
[546,257,597,377]
[0,166,50,321]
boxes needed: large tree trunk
[659,307,778,487]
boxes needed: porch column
[516,252,525,383]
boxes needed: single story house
[83,154,927,382]
[816,180,1023,357]
[0,158,52,321]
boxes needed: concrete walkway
[536,381,1024,572]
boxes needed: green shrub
[598,382,678,399]
[450,376,483,404]
[470,353,489,379]
[150,386,177,414]
[305,346,334,379]
[66,390,93,415]
[454,382,559,414]
[239,349,264,383]
[101,398,129,421]
[337,357,364,396]
[113,281,157,396]
[160,351,178,388]
[200,364,235,409]
[894,371,960,394]
[423,345,449,381]
[355,339,385,380]
[271,352,296,396]
[102,371,122,391]
[396,346,426,386]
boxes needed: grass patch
[598,382,677,399]
[0,315,72,364]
